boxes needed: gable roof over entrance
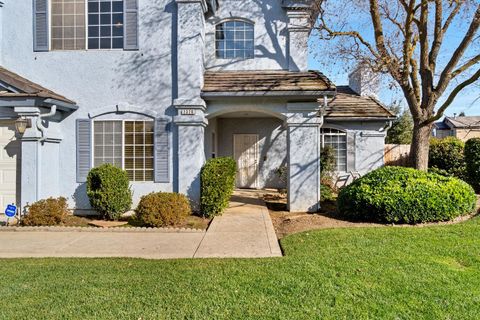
[0,67,77,110]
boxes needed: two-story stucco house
[0,0,394,214]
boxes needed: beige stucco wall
[455,129,480,142]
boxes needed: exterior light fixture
[15,117,31,135]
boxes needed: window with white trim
[93,120,154,181]
[48,0,129,51]
[51,0,86,50]
[215,20,254,59]
[321,128,347,172]
[87,0,124,49]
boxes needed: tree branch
[451,54,480,78]
[426,68,480,124]
[436,5,480,96]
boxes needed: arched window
[215,20,254,59]
[321,128,347,172]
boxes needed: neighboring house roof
[444,116,480,129]
[325,86,395,119]
[202,70,335,98]
[434,121,450,130]
[0,66,76,107]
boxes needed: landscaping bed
[2,214,211,231]
[264,190,480,239]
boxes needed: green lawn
[2,219,480,319]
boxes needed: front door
[233,134,259,188]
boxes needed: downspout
[37,105,57,142]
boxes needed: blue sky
[307,7,480,118]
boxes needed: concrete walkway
[0,190,282,259]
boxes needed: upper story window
[33,0,138,51]
[215,20,254,59]
[87,0,124,49]
[51,0,86,50]
[321,128,347,172]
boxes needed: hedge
[429,137,466,179]
[338,166,476,224]
[87,164,132,220]
[465,138,480,193]
[201,157,236,218]
[22,197,69,226]
[135,192,191,227]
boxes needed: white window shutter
[124,0,139,50]
[76,119,92,183]
[33,0,49,51]
[154,118,170,183]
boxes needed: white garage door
[0,120,20,210]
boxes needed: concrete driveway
[0,190,282,259]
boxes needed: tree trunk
[410,122,433,170]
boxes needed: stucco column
[285,9,311,71]
[15,107,62,212]
[286,111,322,213]
[176,0,207,100]
[174,100,208,210]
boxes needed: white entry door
[234,134,259,188]
[0,120,20,209]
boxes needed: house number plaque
[180,109,195,115]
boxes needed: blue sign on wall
[5,204,16,218]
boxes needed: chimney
[348,64,380,97]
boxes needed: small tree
[465,138,480,193]
[386,104,413,144]
[321,145,337,185]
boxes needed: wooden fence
[384,144,411,167]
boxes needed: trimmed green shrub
[86,164,132,220]
[338,166,475,224]
[465,138,480,193]
[22,197,69,226]
[320,184,336,202]
[136,192,191,227]
[429,137,466,179]
[201,157,236,218]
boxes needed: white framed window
[321,128,347,172]
[51,0,86,50]
[44,0,136,51]
[93,120,154,182]
[87,0,124,49]
[215,19,254,59]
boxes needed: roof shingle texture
[203,70,335,92]
[325,86,394,118]
[0,66,75,104]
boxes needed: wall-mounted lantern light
[15,117,32,135]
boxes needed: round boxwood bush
[201,157,236,218]
[465,138,480,193]
[429,137,466,179]
[87,164,132,220]
[22,197,69,226]
[338,166,476,224]
[135,192,191,227]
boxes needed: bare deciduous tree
[312,0,480,170]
